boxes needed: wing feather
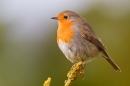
[78,21,108,57]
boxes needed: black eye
[64,16,68,19]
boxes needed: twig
[64,61,83,86]
[43,77,51,86]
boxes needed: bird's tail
[104,56,121,72]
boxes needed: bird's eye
[64,16,69,19]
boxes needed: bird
[51,10,121,72]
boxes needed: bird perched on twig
[51,10,121,73]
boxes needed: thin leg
[81,64,86,79]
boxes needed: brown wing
[78,22,108,57]
[78,21,121,72]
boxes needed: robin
[51,10,121,72]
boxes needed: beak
[51,17,58,20]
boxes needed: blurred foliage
[0,24,5,53]
[0,3,130,86]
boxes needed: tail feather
[104,56,121,72]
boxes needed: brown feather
[78,20,121,72]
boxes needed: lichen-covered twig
[43,61,83,86]
[64,61,83,86]
[43,77,51,86]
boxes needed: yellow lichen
[64,61,83,86]
[43,77,51,86]
[43,61,83,86]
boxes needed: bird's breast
[57,21,75,44]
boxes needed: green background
[0,1,130,86]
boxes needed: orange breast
[57,21,75,44]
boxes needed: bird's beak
[51,17,58,20]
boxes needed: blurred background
[0,0,130,86]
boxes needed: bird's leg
[81,64,86,79]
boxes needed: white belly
[58,39,101,64]
[58,39,78,63]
